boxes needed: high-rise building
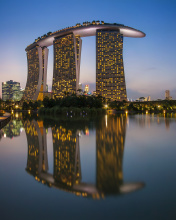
[52,34,82,98]
[93,91,96,96]
[2,80,23,101]
[23,46,48,100]
[78,83,82,90]
[165,90,170,99]
[85,85,89,93]
[77,83,83,95]
[165,90,172,100]
[96,30,127,101]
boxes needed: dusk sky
[0,0,176,100]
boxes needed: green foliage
[90,108,97,115]
[24,97,176,117]
[42,95,104,109]
[62,107,69,115]
[54,106,62,115]
[22,101,28,110]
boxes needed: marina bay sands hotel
[23,21,145,101]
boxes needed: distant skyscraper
[93,91,96,96]
[78,83,82,90]
[165,90,172,100]
[165,90,170,99]
[2,80,23,101]
[85,85,89,93]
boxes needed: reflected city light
[85,128,89,136]
[105,115,108,127]
[23,116,144,199]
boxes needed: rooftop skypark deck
[26,21,145,51]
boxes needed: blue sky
[0,0,176,100]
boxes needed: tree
[22,101,28,110]
[43,97,50,108]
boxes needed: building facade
[23,46,48,100]
[84,85,89,93]
[52,34,82,98]
[96,30,127,101]
[2,80,23,101]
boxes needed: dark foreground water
[0,113,176,220]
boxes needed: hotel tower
[23,21,145,101]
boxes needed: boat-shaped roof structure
[26,21,146,51]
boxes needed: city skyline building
[78,83,82,91]
[165,90,172,100]
[85,84,89,93]
[2,80,23,101]
[23,21,145,101]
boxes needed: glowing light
[28,110,31,114]
[104,104,108,109]
[125,110,128,114]
[85,128,89,136]
[4,133,6,138]
[146,110,148,114]
[163,110,166,114]
[105,114,108,127]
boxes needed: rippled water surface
[0,113,176,220]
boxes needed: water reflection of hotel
[96,115,126,194]
[52,126,81,187]
[24,120,48,176]
[24,116,145,199]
